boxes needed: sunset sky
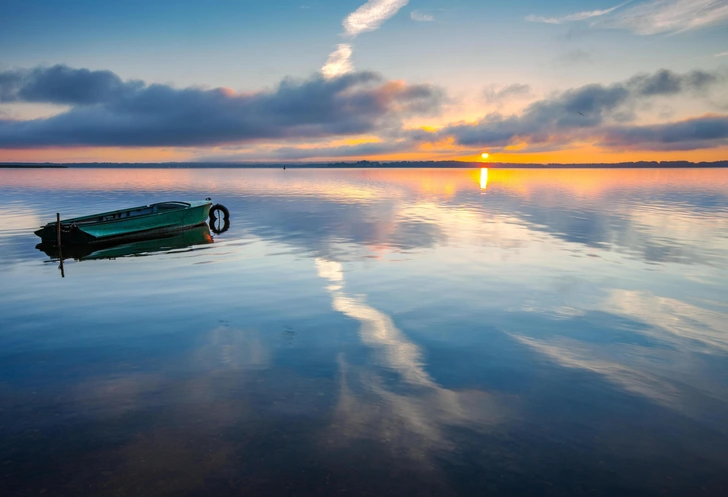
[1,0,727,163]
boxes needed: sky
[0,0,727,163]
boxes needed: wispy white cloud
[597,0,728,35]
[343,0,410,37]
[411,10,434,22]
[321,44,353,79]
[322,0,410,78]
[717,51,728,57]
[527,1,728,35]
[526,2,627,25]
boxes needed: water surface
[1,168,727,496]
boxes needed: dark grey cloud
[601,115,728,151]
[627,69,719,97]
[0,65,443,148]
[0,65,142,105]
[438,83,631,148]
[419,69,726,151]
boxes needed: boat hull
[35,201,212,244]
[37,223,213,261]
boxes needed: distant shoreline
[1,160,727,169]
[0,164,69,169]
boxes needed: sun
[481,152,489,160]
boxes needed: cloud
[321,44,354,79]
[414,69,726,152]
[267,141,406,160]
[322,0,410,78]
[0,65,142,105]
[715,51,728,57]
[410,10,434,22]
[483,83,532,104]
[597,0,728,35]
[2,65,725,156]
[343,0,410,37]
[601,115,728,151]
[627,68,719,95]
[528,1,728,35]
[526,2,627,24]
[202,141,411,162]
[0,65,443,148]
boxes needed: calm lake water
[1,167,727,496]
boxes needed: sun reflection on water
[480,168,488,190]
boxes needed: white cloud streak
[343,0,410,37]
[526,2,627,24]
[599,0,728,35]
[411,10,434,22]
[321,44,353,79]
[717,51,728,57]
[322,0,410,78]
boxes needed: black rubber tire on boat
[209,203,230,221]
[209,216,230,235]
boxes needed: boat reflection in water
[36,223,214,262]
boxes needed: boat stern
[34,224,56,242]
[34,223,97,245]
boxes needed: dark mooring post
[56,213,64,278]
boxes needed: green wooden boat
[35,200,212,245]
[37,223,213,261]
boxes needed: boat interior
[72,202,191,224]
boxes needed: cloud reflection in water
[316,258,506,464]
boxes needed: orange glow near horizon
[458,145,728,165]
[0,147,190,163]
[1,142,727,164]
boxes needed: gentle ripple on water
[0,167,727,496]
